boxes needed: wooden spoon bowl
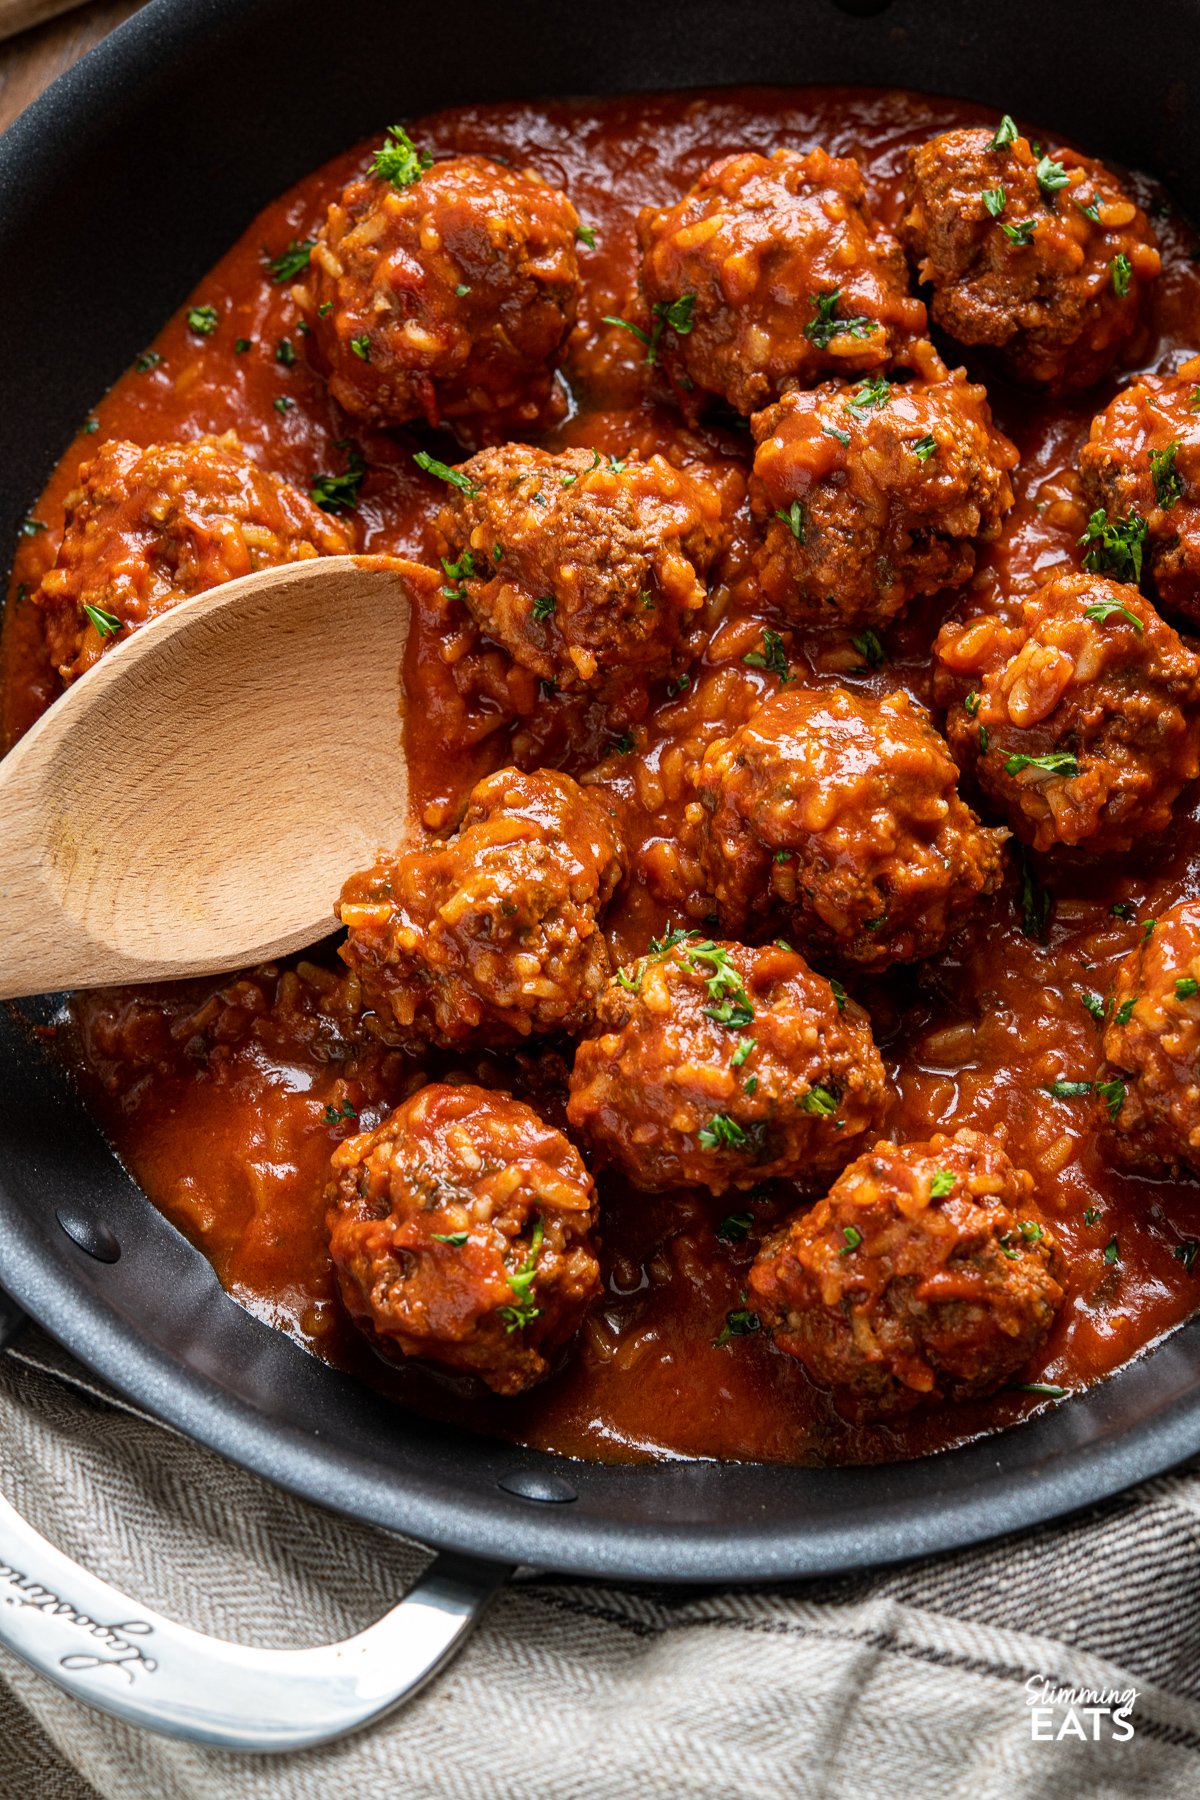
[0,555,434,998]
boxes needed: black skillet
[2,0,1200,1750]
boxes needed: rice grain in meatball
[637,147,928,416]
[567,936,888,1195]
[33,434,353,683]
[748,1128,1064,1410]
[339,767,625,1048]
[435,442,729,711]
[900,123,1160,392]
[934,572,1200,854]
[1098,898,1200,1175]
[297,144,580,429]
[750,367,1017,627]
[327,1082,601,1394]
[696,684,1005,968]
[1079,360,1200,624]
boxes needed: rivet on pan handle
[0,1300,512,1752]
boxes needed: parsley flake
[186,304,219,336]
[267,238,314,283]
[372,124,433,190]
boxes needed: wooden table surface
[0,0,145,134]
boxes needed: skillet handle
[0,1312,511,1751]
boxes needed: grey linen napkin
[3,1325,1200,1800]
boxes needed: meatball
[435,443,728,711]
[637,147,928,416]
[33,434,353,683]
[566,937,887,1195]
[1098,898,1200,1174]
[747,1129,1064,1410]
[695,684,1005,968]
[296,144,579,429]
[750,367,1017,627]
[900,124,1160,392]
[338,767,625,1048]
[327,1082,601,1394]
[1079,361,1200,624]
[934,573,1200,854]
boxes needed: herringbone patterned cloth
[3,1325,1200,1799]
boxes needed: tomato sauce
[7,85,1200,1464]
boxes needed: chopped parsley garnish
[1005,749,1079,778]
[1084,1205,1101,1225]
[267,238,314,283]
[1177,977,1200,999]
[20,518,45,537]
[1018,1220,1045,1241]
[275,337,296,367]
[349,334,371,361]
[318,300,333,316]
[1110,253,1133,296]
[273,396,294,414]
[1081,991,1107,1023]
[532,594,556,621]
[1035,154,1070,197]
[311,448,366,512]
[611,731,635,756]
[1084,597,1144,631]
[667,672,691,697]
[776,499,806,541]
[850,627,887,669]
[602,293,694,365]
[134,349,162,372]
[979,724,990,753]
[372,124,433,190]
[1116,998,1135,1025]
[1046,1079,1094,1099]
[805,287,874,350]
[699,1113,748,1152]
[322,1098,358,1124]
[716,1210,754,1244]
[964,690,981,718]
[911,433,938,461]
[1111,901,1136,920]
[1080,508,1147,585]
[844,372,890,419]
[1150,440,1184,510]
[840,1225,863,1254]
[929,1169,955,1198]
[499,1217,544,1332]
[731,1036,756,1068]
[982,185,1006,217]
[774,849,792,863]
[575,224,597,249]
[83,603,121,638]
[991,114,1019,149]
[1144,918,1158,941]
[829,978,847,1013]
[706,997,756,1029]
[234,337,252,353]
[614,965,643,993]
[800,1084,838,1117]
[822,423,852,447]
[743,627,789,680]
[1103,1235,1120,1265]
[1076,195,1102,223]
[649,925,693,956]
[454,283,471,297]
[412,450,479,496]
[432,1231,469,1246]
[82,417,99,433]
[1019,849,1051,940]
[1016,1383,1068,1398]
[1175,1240,1200,1274]
[441,548,478,584]
[561,449,602,487]
[1001,218,1037,246]
[714,1307,760,1347]
[1097,1079,1127,1120]
[186,304,219,336]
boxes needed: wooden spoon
[0,555,437,999]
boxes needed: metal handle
[0,1310,511,1751]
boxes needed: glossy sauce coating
[8,86,1200,1465]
